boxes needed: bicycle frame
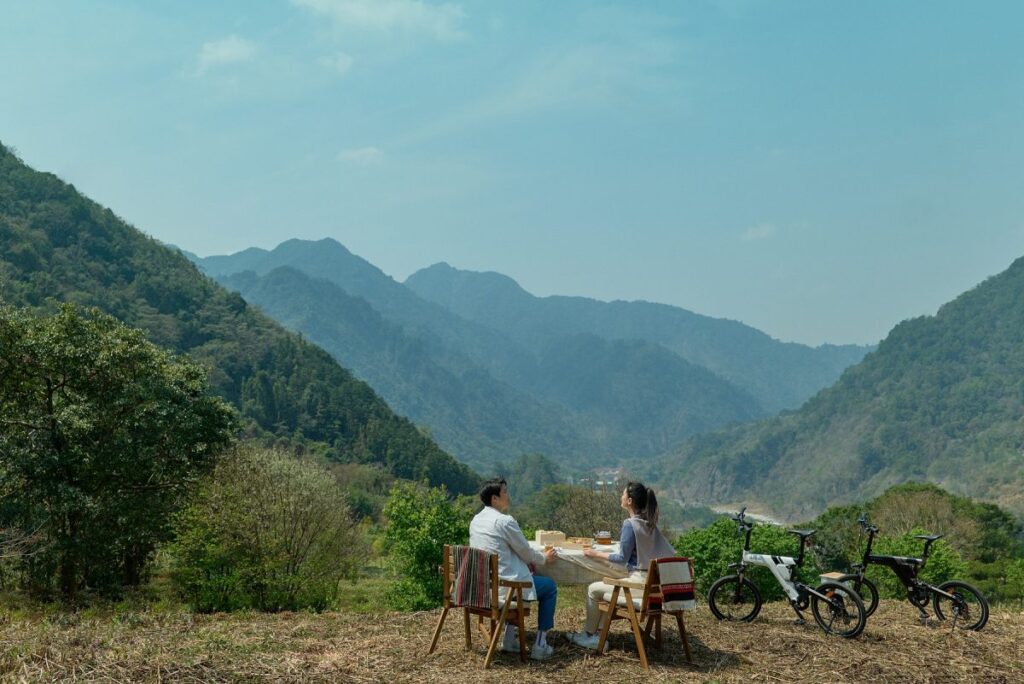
[851,516,955,613]
[733,515,827,609]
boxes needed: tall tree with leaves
[0,304,236,598]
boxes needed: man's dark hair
[480,478,507,507]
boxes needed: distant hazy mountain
[405,262,872,414]
[193,240,771,469]
[0,143,478,494]
[651,257,1024,518]
[218,266,599,472]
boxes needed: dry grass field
[1,592,1022,683]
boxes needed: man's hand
[544,547,558,563]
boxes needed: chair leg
[676,613,693,663]
[484,598,513,669]
[623,589,649,670]
[464,608,472,649]
[428,606,449,654]
[596,586,619,656]
[477,615,489,641]
[643,614,661,649]
[516,588,528,662]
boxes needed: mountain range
[191,239,871,472]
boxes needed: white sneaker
[568,631,601,650]
[530,642,555,660]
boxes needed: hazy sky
[2,1,1023,346]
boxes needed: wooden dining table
[528,541,630,586]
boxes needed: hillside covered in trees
[0,143,477,494]
[653,257,1024,518]
[406,261,871,414]
[193,239,867,471]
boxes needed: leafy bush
[865,530,968,599]
[1005,559,1024,606]
[675,518,822,601]
[382,483,471,611]
[170,445,363,612]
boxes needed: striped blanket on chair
[654,557,697,612]
[451,545,491,609]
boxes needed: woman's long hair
[626,481,659,525]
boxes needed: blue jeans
[533,575,557,631]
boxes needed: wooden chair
[427,544,533,668]
[595,557,695,670]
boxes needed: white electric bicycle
[707,508,867,638]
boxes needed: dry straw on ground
[1,600,1022,682]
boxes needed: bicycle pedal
[793,618,806,626]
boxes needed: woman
[567,481,676,650]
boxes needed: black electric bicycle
[708,508,867,638]
[838,514,989,631]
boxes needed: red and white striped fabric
[654,557,696,612]
[452,545,492,609]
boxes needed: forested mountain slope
[652,258,1024,518]
[198,241,766,467]
[219,266,597,471]
[406,262,871,414]
[0,143,478,494]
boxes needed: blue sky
[2,1,1023,345]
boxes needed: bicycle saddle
[914,534,943,542]
[786,529,816,538]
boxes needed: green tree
[382,482,471,610]
[170,445,362,612]
[0,304,236,598]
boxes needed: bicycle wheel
[811,581,866,638]
[838,574,879,618]
[932,580,989,631]
[708,575,762,622]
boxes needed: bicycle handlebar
[732,507,753,531]
[857,512,878,534]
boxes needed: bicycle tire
[838,574,879,618]
[811,581,866,638]
[932,580,989,631]
[708,574,762,622]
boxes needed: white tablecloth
[529,541,630,586]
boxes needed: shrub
[1005,559,1024,606]
[675,518,822,601]
[382,483,470,611]
[170,445,363,612]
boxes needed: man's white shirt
[469,505,546,601]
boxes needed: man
[469,478,558,660]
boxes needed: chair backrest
[442,544,499,612]
[642,557,696,615]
